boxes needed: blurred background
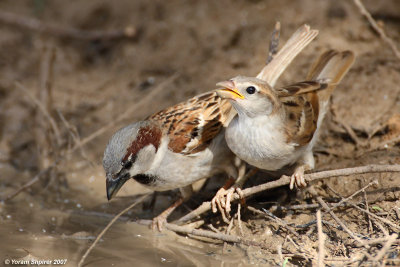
[0,0,399,266]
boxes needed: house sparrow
[211,24,319,215]
[216,50,355,189]
[103,90,243,230]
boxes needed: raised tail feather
[256,24,319,87]
[307,50,355,103]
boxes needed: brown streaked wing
[278,82,322,146]
[148,91,235,155]
[275,81,327,97]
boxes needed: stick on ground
[78,194,149,267]
[178,164,400,223]
[316,209,325,267]
[136,219,273,252]
[353,0,400,60]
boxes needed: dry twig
[308,186,369,248]
[349,203,400,231]
[353,0,400,60]
[78,194,149,267]
[15,82,61,150]
[136,219,273,252]
[178,164,400,223]
[325,180,378,213]
[247,206,299,238]
[316,210,325,267]
[373,234,398,263]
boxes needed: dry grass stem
[316,210,325,267]
[78,194,150,267]
[308,186,369,248]
[178,165,400,223]
[353,0,400,60]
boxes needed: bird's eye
[122,161,132,169]
[246,86,256,94]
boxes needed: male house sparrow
[103,24,318,229]
[217,50,355,189]
[103,91,240,230]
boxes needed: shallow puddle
[1,197,250,266]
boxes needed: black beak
[106,174,129,200]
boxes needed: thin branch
[15,82,62,148]
[316,210,325,267]
[353,0,400,60]
[0,10,136,41]
[2,161,58,202]
[78,194,149,267]
[325,180,378,213]
[373,234,398,263]
[247,206,299,237]
[308,186,369,248]
[136,220,273,251]
[349,203,400,231]
[178,164,400,223]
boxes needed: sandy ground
[0,0,400,266]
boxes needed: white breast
[145,132,235,191]
[225,115,303,170]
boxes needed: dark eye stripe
[121,154,137,169]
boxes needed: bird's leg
[152,185,193,231]
[211,177,235,223]
[211,166,258,222]
[289,151,315,190]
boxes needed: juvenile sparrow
[216,50,355,189]
[210,24,319,214]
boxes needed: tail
[257,24,319,87]
[306,50,355,104]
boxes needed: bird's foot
[211,186,245,223]
[151,214,167,231]
[289,165,307,190]
[151,197,183,231]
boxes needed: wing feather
[148,91,235,155]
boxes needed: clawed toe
[151,216,167,231]
[211,186,246,224]
[289,168,308,190]
[211,187,233,223]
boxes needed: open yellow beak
[216,80,244,100]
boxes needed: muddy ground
[1,0,400,266]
